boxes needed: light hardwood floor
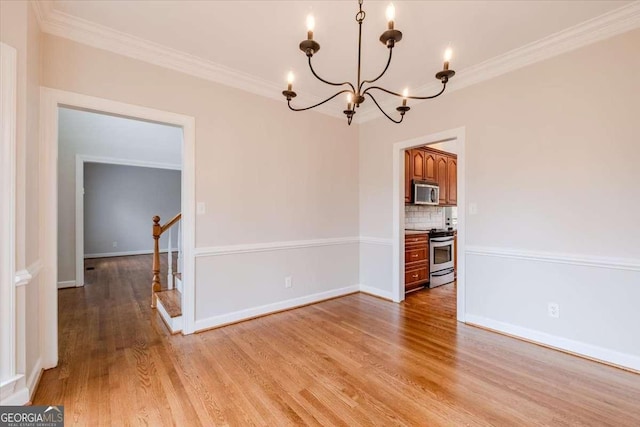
[34,255,640,426]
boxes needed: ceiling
[45,1,632,119]
[59,107,183,165]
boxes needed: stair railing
[151,213,181,308]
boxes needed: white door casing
[391,127,466,321]
[0,41,19,397]
[40,88,197,370]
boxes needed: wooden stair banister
[161,213,182,234]
[151,213,182,308]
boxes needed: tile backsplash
[405,205,444,230]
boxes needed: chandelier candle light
[282,0,456,125]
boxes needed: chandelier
[282,0,456,125]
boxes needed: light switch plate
[469,203,478,215]
[197,202,205,215]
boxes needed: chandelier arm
[365,92,404,124]
[308,57,356,93]
[363,83,447,100]
[287,89,352,112]
[358,48,393,92]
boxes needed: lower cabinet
[405,233,429,292]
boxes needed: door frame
[74,155,182,289]
[0,42,21,399]
[40,88,197,369]
[391,126,466,322]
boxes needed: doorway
[40,89,196,370]
[391,127,466,322]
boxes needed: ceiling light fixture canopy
[282,0,456,125]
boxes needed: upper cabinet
[447,157,457,205]
[405,147,457,206]
[411,149,425,182]
[424,152,437,183]
[436,155,448,204]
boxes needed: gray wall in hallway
[84,163,181,256]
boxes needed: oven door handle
[431,268,454,277]
[430,237,454,243]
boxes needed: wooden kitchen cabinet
[404,146,457,206]
[447,157,457,205]
[424,151,437,183]
[411,149,426,182]
[405,233,429,292]
[436,155,448,204]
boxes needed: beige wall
[359,29,640,365]
[42,34,360,322]
[361,29,640,254]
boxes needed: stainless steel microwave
[414,181,439,205]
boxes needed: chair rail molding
[194,237,361,258]
[465,246,640,272]
[359,237,393,246]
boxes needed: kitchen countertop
[405,230,430,235]
[405,229,457,235]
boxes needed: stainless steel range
[428,229,455,288]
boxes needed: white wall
[84,163,181,257]
[359,29,640,369]
[42,34,360,326]
[57,107,182,281]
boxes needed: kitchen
[404,144,457,294]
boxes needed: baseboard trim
[57,280,76,289]
[84,248,179,259]
[194,285,360,332]
[0,374,27,406]
[27,357,43,402]
[358,285,394,301]
[465,314,640,373]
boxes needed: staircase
[151,214,183,333]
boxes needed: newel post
[151,215,162,308]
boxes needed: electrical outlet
[285,276,292,288]
[112,241,118,248]
[469,203,478,215]
[548,302,560,318]
[197,202,206,215]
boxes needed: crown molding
[30,0,53,27]
[32,2,344,119]
[32,1,640,125]
[355,1,640,124]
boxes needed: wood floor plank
[32,254,640,426]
